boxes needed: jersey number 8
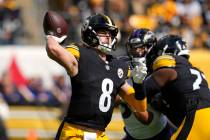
[99,78,113,112]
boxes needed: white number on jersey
[190,68,204,90]
[99,78,114,112]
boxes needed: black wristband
[132,82,146,100]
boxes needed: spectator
[28,77,61,107]
[51,75,71,118]
[1,71,28,105]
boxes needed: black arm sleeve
[132,82,145,100]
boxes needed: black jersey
[153,55,210,127]
[65,47,129,131]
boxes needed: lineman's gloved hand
[132,58,147,84]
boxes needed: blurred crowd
[0,0,209,49]
[0,72,71,107]
[0,0,25,45]
[49,0,210,52]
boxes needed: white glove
[132,58,147,84]
[46,35,67,43]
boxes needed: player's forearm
[120,92,147,112]
[46,36,65,58]
[46,36,78,76]
[119,82,147,112]
[133,98,147,112]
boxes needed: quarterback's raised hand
[43,11,68,44]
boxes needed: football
[43,11,68,40]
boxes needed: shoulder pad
[66,44,80,59]
[153,55,176,71]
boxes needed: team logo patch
[117,68,124,78]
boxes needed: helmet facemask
[96,29,118,54]
[130,46,148,67]
[126,29,157,67]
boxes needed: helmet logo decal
[117,68,124,79]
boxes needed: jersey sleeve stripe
[153,55,176,71]
[66,44,80,59]
[127,66,131,78]
[127,86,135,95]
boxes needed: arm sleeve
[132,82,145,100]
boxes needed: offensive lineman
[141,34,210,140]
